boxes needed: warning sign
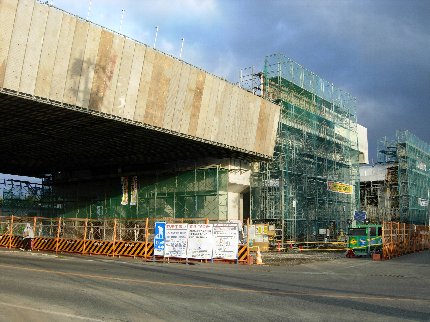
[187,224,213,259]
[164,224,188,258]
[213,223,239,260]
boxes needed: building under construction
[0,0,278,223]
[360,130,430,226]
[244,54,362,241]
[0,0,373,242]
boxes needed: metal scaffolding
[362,130,430,225]
[0,167,230,220]
[0,179,56,217]
[247,53,360,241]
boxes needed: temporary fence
[0,216,250,264]
[382,221,430,260]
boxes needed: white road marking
[0,301,104,321]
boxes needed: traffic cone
[256,248,264,265]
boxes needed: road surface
[0,249,428,321]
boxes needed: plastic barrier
[0,216,248,264]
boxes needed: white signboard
[187,224,213,259]
[248,225,256,239]
[213,223,239,260]
[164,223,188,258]
[418,198,429,207]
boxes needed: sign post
[153,222,166,261]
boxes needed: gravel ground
[259,250,346,266]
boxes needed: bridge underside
[0,91,262,178]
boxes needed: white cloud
[145,0,218,17]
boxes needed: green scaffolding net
[374,130,430,225]
[0,167,229,220]
[396,131,429,224]
[250,53,360,241]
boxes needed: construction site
[240,54,364,242]
[0,0,428,253]
[360,130,430,226]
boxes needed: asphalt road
[0,249,428,322]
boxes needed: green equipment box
[347,224,382,257]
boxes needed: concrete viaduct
[0,0,280,179]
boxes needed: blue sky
[2,0,430,181]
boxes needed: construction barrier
[0,216,249,264]
[237,244,249,263]
[382,222,430,260]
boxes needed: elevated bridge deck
[0,0,279,177]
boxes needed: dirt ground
[259,250,346,266]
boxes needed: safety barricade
[238,245,249,263]
[56,239,85,254]
[0,234,23,248]
[113,241,147,257]
[33,237,57,252]
[382,222,430,260]
[0,216,252,265]
[84,240,114,256]
[0,234,10,247]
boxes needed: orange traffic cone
[256,247,264,265]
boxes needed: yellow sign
[350,238,357,245]
[327,181,353,194]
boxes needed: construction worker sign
[154,222,166,256]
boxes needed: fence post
[246,218,250,265]
[382,221,385,259]
[83,218,88,254]
[390,222,393,258]
[112,218,117,257]
[8,215,14,249]
[144,218,149,259]
[55,217,62,254]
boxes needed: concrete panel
[144,53,172,127]
[253,100,269,154]
[228,86,241,148]
[34,6,62,98]
[124,43,146,120]
[237,94,249,149]
[215,83,233,143]
[3,0,34,91]
[171,63,191,133]
[19,2,48,95]
[179,66,198,134]
[243,94,258,150]
[76,24,101,108]
[232,93,245,148]
[63,19,89,105]
[195,73,213,139]
[188,70,206,137]
[49,14,76,102]
[244,95,256,150]
[99,34,124,114]
[210,80,227,142]
[88,30,113,111]
[246,96,261,151]
[113,38,135,118]
[203,76,221,140]
[0,0,19,88]
[133,47,155,123]
[163,58,182,130]
[221,85,236,147]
